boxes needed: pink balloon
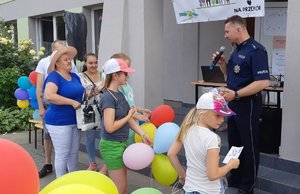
[123,143,154,170]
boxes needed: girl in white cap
[168,91,240,194]
[98,58,151,194]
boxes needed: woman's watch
[234,90,240,100]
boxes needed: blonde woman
[168,92,240,194]
[44,46,84,178]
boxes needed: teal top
[118,82,135,107]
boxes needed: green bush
[0,106,33,134]
[0,66,23,108]
[0,20,45,133]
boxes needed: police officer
[214,15,270,194]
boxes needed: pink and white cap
[103,58,136,75]
[196,92,235,117]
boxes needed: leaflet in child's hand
[222,146,244,164]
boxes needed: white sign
[172,0,265,24]
[263,8,287,36]
[272,50,286,76]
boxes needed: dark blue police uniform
[226,38,269,193]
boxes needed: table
[192,80,284,108]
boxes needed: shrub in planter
[0,106,33,134]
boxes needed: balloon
[131,187,163,194]
[39,170,118,194]
[150,105,175,127]
[151,154,178,186]
[14,88,29,100]
[17,76,32,90]
[127,129,135,145]
[28,86,37,99]
[0,139,39,194]
[33,109,42,120]
[134,122,156,144]
[153,122,180,153]
[30,99,39,109]
[49,184,104,194]
[123,143,154,170]
[17,99,29,109]
[29,71,38,86]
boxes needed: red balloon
[0,139,39,194]
[29,71,38,86]
[150,105,175,127]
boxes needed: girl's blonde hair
[177,108,207,142]
[111,53,131,63]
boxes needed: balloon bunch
[39,170,118,194]
[14,71,41,120]
[0,139,118,194]
[122,105,180,187]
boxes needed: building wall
[0,0,101,21]
[280,0,300,162]
[163,0,198,104]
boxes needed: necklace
[85,71,100,83]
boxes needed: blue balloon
[28,86,37,100]
[17,76,32,90]
[32,109,41,120]
[29,99,39,109]
[139,120,145,125]
[153,122,180,154]
[14,88,29,100]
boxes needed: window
[5,21,17,44]
[39,15,66,55]
[93,8,103,54]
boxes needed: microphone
[209,46,226,70]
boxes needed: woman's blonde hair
[177,108,207,142]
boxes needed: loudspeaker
[259,106,282,154]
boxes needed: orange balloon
[0,139,39,194]
[150,105,175,127]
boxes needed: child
[111,53,151,122]
[167,92,240,194]
[99,58,151,194]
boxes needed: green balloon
[131,187,163,194]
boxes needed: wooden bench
[28,119,44,149]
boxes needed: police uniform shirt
[227,38,270,91]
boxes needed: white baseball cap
[196,92,235,117]
[103,58,136,75]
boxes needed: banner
[172,0,265,24]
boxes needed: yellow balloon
[151,154,178,186]
[135,122,157,145]
[39,170,118,194]
[17,100,29,109]
[49,184,104,194]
